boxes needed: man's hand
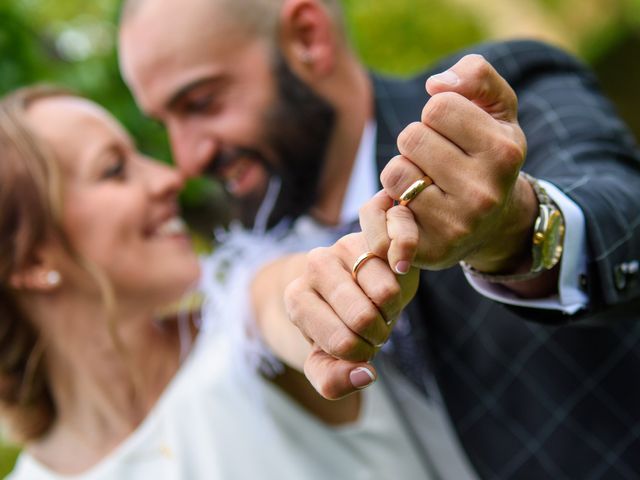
[284,232,419,399]
[361,54,539,275]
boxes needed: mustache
[203,146,274,178]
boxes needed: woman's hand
[284,232,419,399]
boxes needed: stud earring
[300,51,314,65]
[46,270,61,287]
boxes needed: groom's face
[119,0,336,226]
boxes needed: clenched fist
[361,54,538,275]
[284,233,419,399]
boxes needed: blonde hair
[0,86,125,442]
[0,85,76,441]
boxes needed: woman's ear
[10,267,62,292]
[9,247,63,292]
[279,0,339,78]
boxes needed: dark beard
[206,53,336,229]
[259,54,336,228]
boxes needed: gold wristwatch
[525,172,565,274]
[461,172,565,282]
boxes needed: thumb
[426,54,518,123]
[304,346,377,400]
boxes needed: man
[118,0,640,478]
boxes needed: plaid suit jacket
[373,40,640,479]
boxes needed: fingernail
[395,261,411,275]
[350,367,376,389]
[429,70,459,86]
[374,189,387,197]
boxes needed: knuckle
[314,376,342,400]
[506,87,518,112]
[306,247,331,280]
[477,79,492,103]
[286,305,304,329]
[389,209,419,238]
[395,233,419,255]
[327,331,361,359]
[465,54,490,77]
[367,233,390,258]
[306,246,326,266]
[422,96,446,126]
[348,303,379,334]
[397,122,426,155]
[515,130,528,157]
[389,204,415,221]
[422,92,459,126]
[380,159,412,197]
[283,280,299,309]
[335,233,360,254]
[494,137,525,166]
[325,281,352,309]
[371,281,401,307]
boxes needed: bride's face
[26,96,200,309]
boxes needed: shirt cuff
[463,180,588,315]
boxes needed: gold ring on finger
[351,251,379,281]
[399,175,433,206]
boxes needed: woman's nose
[168,121,218,179]
[144,157,185,198]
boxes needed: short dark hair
[120,0,346,42]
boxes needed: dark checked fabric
[372,40,640,479]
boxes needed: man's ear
[278,0,339,79]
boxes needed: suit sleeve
[447,40,640,323]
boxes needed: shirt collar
[339,120,378,224]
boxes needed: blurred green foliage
[0,1,167,157]
[0,442,20,476]
[0,0,638,475]
[342,0,484,73]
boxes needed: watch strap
[461,172,564,283]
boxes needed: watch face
[542,210,565,270]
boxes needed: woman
[1,86,432,479]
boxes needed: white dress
[9,329,435,479]
[8,223,433,480]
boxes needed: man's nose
[168,123,217,178]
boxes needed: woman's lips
[153,217,187,237]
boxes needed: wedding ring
[399,175,433,206]
[351,252,379,281]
